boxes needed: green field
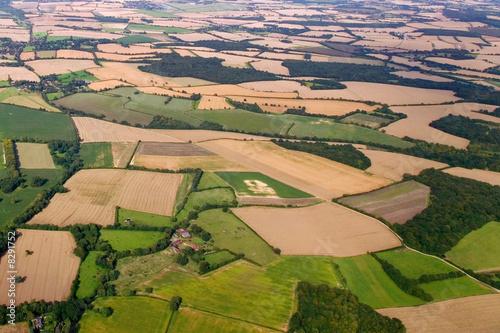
[79,296,172,333]
[0,105,76,141]
[54,87,194,125]
[176,187,236,220]
[57,70,98,85]
[134,9,178,18]
[173,173,195,215]
[0,169,63,230]
[100,230,166,251]
[46,92,63,101]
[194,209,279,266]
[216,172,313,198]
[127,24,192,34]
[118,208,174,227]
[169,308,278,333]
[341,113,392,129]
[80,143,113,168]
[197,172,229,190]
[142,256,339,330]
[204,250,237,267]
[117,35,160,46]
[419,276,493,301]
[335,255,425,308]
[46,36,87,42]
[77,251,105,299]
[377,249,457,279]
[446,222,500,271]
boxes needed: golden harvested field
[173,48,196,57]
[112,142,137,168]
[56,49,94,59]
[0,229,80,305]
[197,95,233,110]
[19,51,35,61]
[173,33,223,43]
[0,67,39,82]
[251,59,290,76]
[137,86,188,97]
[87,62,177,87]
[48,30,122,39]
[132,155,250,171]
[228,95,375,115]
[392,71,454,82]
[29,169,183,226]
[88,79,132,91]
[426,57,496,71]
[377,294,500,333]
[238,80,304,93]
[95,52,156,61]
[2,93,60,112]
[192,50,253,68]
[16,143,55,169]
[97,43,154,54]
[25,59,99,76]
[198,140,392,200]
[0,322,29,333]
[73,117,183,143]
[233,203,401,257]
[360,149,448,181]
[385,103,500,148]
[172,84,298,99]
[443,167,500,186]
[150,129,269,142]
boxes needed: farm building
[177,229,191,238]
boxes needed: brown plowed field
[339,181,430,224]
[198,140,392,200]
[73,117,183,143]
[136,142,215,156]
[443,167,500,186]
[29,169,183,226]
[360,149,448,181]
[377,294,500,333]
[0,229,80,305]
[233,203,401,257]
[132,155,249,172]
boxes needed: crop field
[0,322,29,333]
[361,149,449,181]
[143,257,339,330]
[136,142,215,156]
[88,79,133,91]
[87,62,176,87]
[16,143,55,169]
[169,308,279,333]
[99,230,165,251]
[25,59,99,75]
[335,255,425,309]
[0,229,80,304]
[29,169,183,227]
[446,222,500,272]
[197,172,230,190]
[173,84,298,99]
[118,208,174,227]
[195,209,279,266]
[149,129,268,143]
[2,89,60,112]
[116,35,160,45]
[420,276,493,301]
[79,296,172,333]
[0,105,76,141]
[377,249,457,279]
[338,181,430,224]
[112,142,137,168]
[197,95,233,110]
[378,294,500,333]
[73,117,182,143]
[216,172,313,198]
[80,143,114,168]
[233,203,401,257]
[198,140,393,200]
[56,49,94,59]
[443,167,500,186]
[0,67,39,82]
[76,251,105,299]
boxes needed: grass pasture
[16,143,55,169]
[80,143,114,168]
[197,172,230,190]
[216,172,313,198]
[76,251,105,299]
[195,209,279,266]
[340,113,391,129]
[57,70,98,85]
[118,208,174,227]
[1,88,60,112]
[0,104,76,141]
[203,250,237,267]
[134,9,178,18]
[419,276,493,301]
[335,255,425,308]
[116,35,160,46]
[176,187,236,220]
[446,222,500,272]
[99,230,165,251]
[79,296,172,333]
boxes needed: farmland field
[16,143,55,169]
[118,208,174,227]
[57,70,98,85]
[132,154,249,171]
[446,222,500,272]
[216,172,313,198]
[0,229,80,304]
[233,203,401,257]
[2,90,60,112]
[194,209,279,266]
[80,143,114,168]
[112,142,137,168]
[197,95,233,110]
[335,255,425,308]
[378,294,500,333]
[176,188,236,221]
[443,167,500,186]
[100,230,165,251]
[197,172,230,190]
[25,59,99,75]
[79,296,172,333]
[76,251,105,299]
[0,105,76,141]
[135,142,215,156]
[29,169,183,226]
[204,250,237,267]
[338,181,430,224]
[419,276,493,301]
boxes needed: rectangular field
[112,142,137,168]
[29,169,183,227]
[16,143,55,169]
[233,203,401,257]
[99,230,165,251]
[118,208,174,228]
[136,142,215,156]
[80,143,114,168]
[338,181,430,224]
[132,155,249,172]
[419,276,493,302]
[0,229,80,304]
[76,251,105,299]
[216,172,313,198]
[197,95,234,110]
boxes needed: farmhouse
[177,229,191,238]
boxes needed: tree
[170,296,182,311]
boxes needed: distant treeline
[430,115,500,145]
